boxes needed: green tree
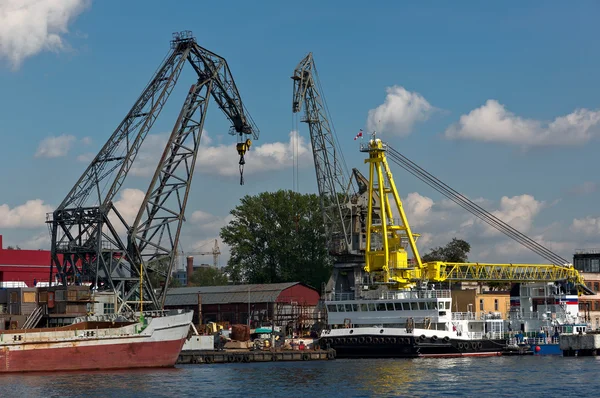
[220,190,331,289]
[421,238,471,263]
[189,266,229,286]
[146,256,181,288]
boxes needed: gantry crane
[361,135,589,293]
[47,31,259,312]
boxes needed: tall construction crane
[292,53,356,256]
[179,239,221,268]
[361,135,590,293]
[47,31,259,312]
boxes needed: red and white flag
[354,129,363,140]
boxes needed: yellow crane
[361,135,586,292]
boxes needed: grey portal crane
[292,53,357,256]
[48,31,258,312]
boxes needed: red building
[164,282,323,335]
[0,235,51,287]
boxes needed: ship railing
[326,293,356,301]
[376,290,451,300]
[452,312,477,320]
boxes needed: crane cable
[385,146,570,267]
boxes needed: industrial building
[573,249,600,329]
[0,235,52,287]
[451,289,510,320]
[164,282,322,336]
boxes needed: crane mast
[48,31,258,312]
[292,53,355,255]
[361,135,586,292]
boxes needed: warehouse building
[164,282,323,336]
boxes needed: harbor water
[1,356,599,397]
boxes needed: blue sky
[1,0,600,266]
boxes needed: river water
[1,356,598,397]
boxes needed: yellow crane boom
[361,134,586,292]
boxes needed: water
[1,356,599,397]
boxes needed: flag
[354,129,363,140]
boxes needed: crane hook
[236,139,252,185]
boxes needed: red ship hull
[0,338,186,373]
[0,310,193,373]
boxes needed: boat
[507,282,590,355]
[0,309,193,372]
[319,286,506,358]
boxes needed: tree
[189,266,229,286]
[220,190,331,289]
[421,238,471,263]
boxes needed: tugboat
[319,135,587,358]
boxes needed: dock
[177,349,336,364]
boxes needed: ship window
[103,303,115,314]
[410,302,418,311]
[418,302,426,310]
[337,304,345,312]
[345,304,353,312]
[479,299,484,311]
[394,302,403,311]
[360,303,369,311]
[494,299,499,311]
[593,259,600,273]
[386,303,395,311]
[327,305,337,312]
[352,304,359,312]
[376,303,387,311]
[23,292,36,303]
[368,303,376,311]
[9,292,17,303]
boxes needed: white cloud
[485,194,544,236]
[35,134,76,158]
[0,199,53,228]
[571,216,600,237]
[394,190,565,264]
[197,130,311,177]
[131,130,311,178]
[366,86,434,136]
[0,0,90,69]
[109,188,145,233]
[445,99,600,147]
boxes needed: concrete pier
[560,333,600,356]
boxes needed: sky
[1,0,600,268]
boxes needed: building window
[103,303,115,314]
[595,301,600,311]
[479,299,484,311]
[595,282,600,292]
[494,299,499,311]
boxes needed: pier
[177,349,336,364]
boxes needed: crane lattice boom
[48,31,258,312]
[292,53,354,255]
[361,135,586,292]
